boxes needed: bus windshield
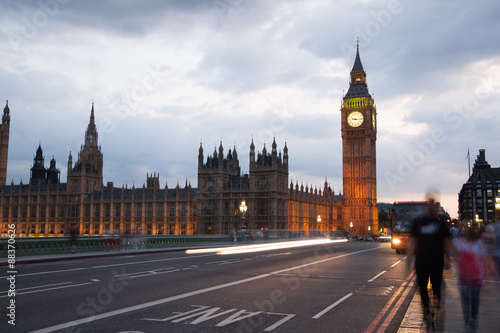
[392,203,427,233]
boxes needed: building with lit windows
[458,149,500,227]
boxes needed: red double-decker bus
[389,201,428,254]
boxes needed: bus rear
[389,201,427,254]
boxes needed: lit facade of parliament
[0,48,379,237]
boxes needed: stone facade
[196,139,290,235]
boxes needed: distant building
[458,149,500,227]
[0,46,379,237]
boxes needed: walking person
[231,227,237,244]
[450,223,458,239]
[453,227,485,332]
[240,228,246,244]
[407,191,451,328]
[69,224,79,253]
[483,221,500,281]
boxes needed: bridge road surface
[1,241,417,333]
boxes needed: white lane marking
[0,282,92,298]
[114,268,177,277]
[0,281,73,294]
[31,247,381,333]
[0,267,89,279]
[390,261,401,268]
[264,313,296,331]
[312,293,353,319]
[1,254,214,279]
[125,269,180,279]
[205,258,252,265]
[368,270,387,283]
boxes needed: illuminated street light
[317,215,321,235]
[239,200,247,229]
[350,221,353,237]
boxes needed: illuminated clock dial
[347,111,364,127]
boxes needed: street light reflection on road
[186,238,348,256]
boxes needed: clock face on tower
[347,111,364,127]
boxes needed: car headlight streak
[185,239,348,255]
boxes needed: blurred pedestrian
[407,190,451,327]
[240,228,246,244]
[453,227,485,332]
[69,224,79,253]
[450,223,458,239]
[232,227,237,244]
[482,221,500,279]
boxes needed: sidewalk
[399,262,500,333]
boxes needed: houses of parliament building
[0,47,379,238]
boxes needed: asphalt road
[1,240,416,333]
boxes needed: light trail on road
[186,239,348,255]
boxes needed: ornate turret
[67,103,103,192]
[250,138,255,164]
[46,156,60,183]
[283,141,288,165]
[272,137,277,157]
[84,102,99,150]
[67,151,73,173]
[198,142,204,168]
[0,100,10,185]
[218,141,224,165]
[30,144,46,183]
[2,100,9,126]
[147,172,160,189]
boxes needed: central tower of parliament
[0,47,378,237]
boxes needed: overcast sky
[1,0,499,218]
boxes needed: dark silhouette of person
[69,224,79,253]
[407,190,451,327]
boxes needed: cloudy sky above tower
[1,0,499,217]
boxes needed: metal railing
[0,235,232,256]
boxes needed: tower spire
[90,100,95,126]
[0,100,11,185]
[85,102,98,148]
[350,42,365,75]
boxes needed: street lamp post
[350,221,353,238]
[239,200,247,230]
[495,196,500,223]
[317,215,321,236]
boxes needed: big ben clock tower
[341,44,378,236]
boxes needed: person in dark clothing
[407,192,451,327]
[69,225,79,253]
